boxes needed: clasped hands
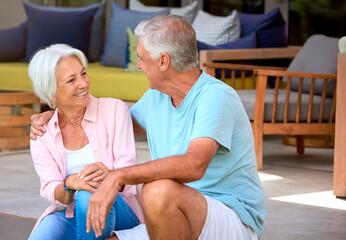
[66,162,110,194]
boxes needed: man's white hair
[134,14,198,72]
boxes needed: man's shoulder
[197,75,236,99]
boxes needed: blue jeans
[28,191,139,240]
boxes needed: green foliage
[61,0,102,7]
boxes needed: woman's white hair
[134,14,198,72]
[28,44,88,108]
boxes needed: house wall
[265,0,289,35]
[0,0,27,29]
[0,0,126,30]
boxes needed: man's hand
[86,171,124,238]
[30,110,54,140]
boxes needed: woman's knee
[75,190,92,214]
[29,211,75,240]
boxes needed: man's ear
[159,53,170,71]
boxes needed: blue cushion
[101,2,169,68]
[0,21,27,62]
[88,0,106,61]
[238,8,287,48]
[23,1,100,61]
[197,32,257,51]
[198,33,257,78]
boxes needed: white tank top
[65,144,96,175]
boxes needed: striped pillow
[192,10,240,46]
[129,0,198,23]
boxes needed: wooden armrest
[204,62,286,72]
[256,69,337,79]
[199,46,301,70]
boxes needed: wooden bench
[0,92,40,151]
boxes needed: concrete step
[0,213,36,240]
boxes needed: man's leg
[141,179,207,240]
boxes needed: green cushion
[125,27,141,72]
[0,62,149,102]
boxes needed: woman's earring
[52,103,57,109]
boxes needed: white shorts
[113,195,258,240]
[199,195,258,240]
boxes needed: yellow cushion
[0,62,149,102]
[0,62,255,102]
[224,77,254,90]
[0,62,33,92]
[87,62,149,101]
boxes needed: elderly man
[31,14,265,240]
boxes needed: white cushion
[129,0,198,23]
[192,10,240,46]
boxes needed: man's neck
[168,68,202,108]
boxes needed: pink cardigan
[30,95,144,232]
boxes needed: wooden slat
[307,78,315,123]
[205,66,215,77]
[271,76,280,123]
[263,123,335,135]
[204,62,286,72]
[221,69,225,82]
[256,69,336,80]
[329,87,337,123]
[252,73,256,89]
[283,77,291,123]
[241,70,245,89]
[318,79,328,123]
[0,127,27,137]
[0,115,32,127]
[0,92,39,106]
[199,46,301,70]
[296,77,303,123]
[231,70,235,87]
[0,135,30,150]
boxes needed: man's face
[136,38,161,89]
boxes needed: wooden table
[333,53,346,197]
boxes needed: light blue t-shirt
[130,71,266,237]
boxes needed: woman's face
[54,56,90,110]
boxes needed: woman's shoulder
[93,97,130,118]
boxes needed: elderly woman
[27,44,143,240]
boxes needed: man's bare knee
[141,179,182,215]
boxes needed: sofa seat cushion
[0,62,149,102]
[237,89,333,122]
[87,63,149,101]
[0,62,33,91]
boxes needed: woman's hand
[78,162,110,184]
[30,110,55,140]
[65,173,100,193]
